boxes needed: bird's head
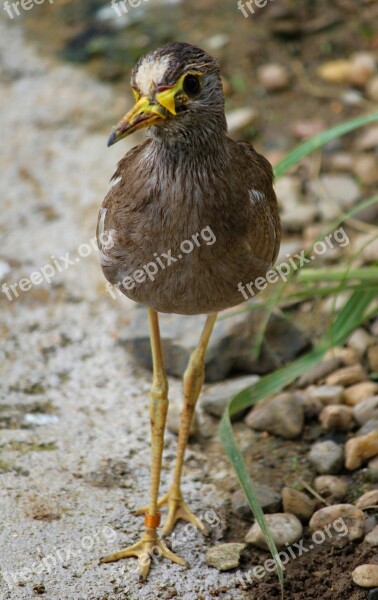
[107,42,227,147]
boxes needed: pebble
[357,420,378,437]
[327,152,354,172]
[355,126,378,151]
[356,490,378,510]
[368,347,378,373]
[315,174,360,210]
[167,402,198,437]
[282,487,316,522]
[309,504,365,542]
[257,63,290,92]
[326,364,367,386]
[226,107,258,135]
[319,405,355,432]
[345,431,378,470]
[297,358,342,387]
[307,385,344,406]
[352,564,378,588]
[231,485,281,519]
[201,375,260,418]
[205,543,246,571]
[324,347,359,366]
[343,382,378,406]
[291,120,325,140]
[368,589,378,600]
[245,392,304,439]
[316,60,351,84]
[353,154,378,186]
[367,76,378,102]
[309,440,344,474]
[368,457,378,482]
[355,233,378,264]
[314,475,348,500]
[353,397,378,425]
[347,328,375,356]
[348,52,376,87]
[365,525,378,546]
[245,513,302,550]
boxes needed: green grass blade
[219,289,376,596]
[273,112,378,179]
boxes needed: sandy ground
[0,18,249,600]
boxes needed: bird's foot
[100,523,189,581]
[135,488,208,537]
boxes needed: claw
[100,528,188,581]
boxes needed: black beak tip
[107,130,117,147]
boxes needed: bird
[96,41,281,581]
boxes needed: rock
[368,589,378,600]
[276,176,318,232]
[245,513,302,550]
[368,347,378,373]
[354,233,378,264]
[282,487,316,522]
[119,307,310,382]
[355,126,378,151]
[201,375,260,418]
[353,154,378,186]
[313,175,360,211]
[353,397,378,425]
[316,60,351,84]
[356,490,378,510]
[226,107,258,135]
[352,564,378,588]
[345,431,378,470]
[348,328,375,356]
[367,76,378,102]
[343,382,378,406]
[231,485,281,519]
[314,475,348,500]
[167,402,198,437]
[257,63,290,92]
[297,358,342,387]
[309,504,365,542]
[291,119,325,140]
[326,152,354,172]
[326,364,367,387]
[365,525,378,546]
[319,405,355,432]
[324,347,359,366]
[307,385,344,406]
[309,440,344,474]
[368,457,378,483]
[245,393,304,439]
[348,52,376,87]
[205,543,246,571]
[357,419,378,437]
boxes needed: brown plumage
[97,43,280,314]
[96,42,281,580]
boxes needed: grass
[219,111,378,596]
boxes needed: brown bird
[97,42,281,580]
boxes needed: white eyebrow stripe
[136,55,171,96]
[110,176,122,188]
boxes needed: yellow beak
[107,96,166,146]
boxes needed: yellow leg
[136,313,218,536]
[101,308,188,580]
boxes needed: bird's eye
[183,74,201,96]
